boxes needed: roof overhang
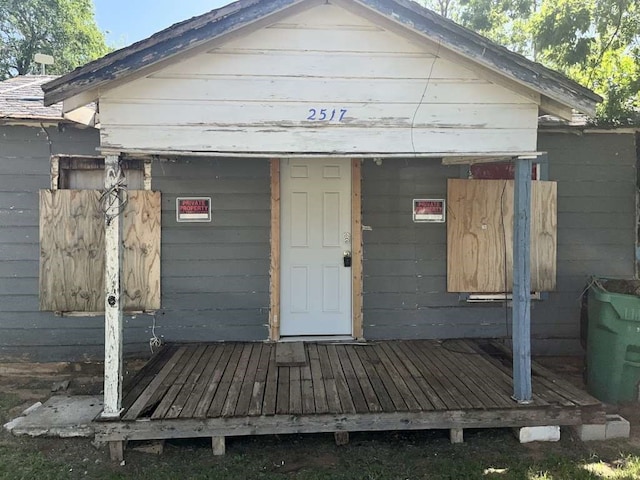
[43,0,601,118]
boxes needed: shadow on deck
[95,339,604,459]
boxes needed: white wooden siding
[99,3,540,155]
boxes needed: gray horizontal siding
[362,132,637,354]
[0,125,635,361]
[0,125,113,362]
[152,157,271,345]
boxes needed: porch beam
[269,159,281,341]
[102,154,124,418]
[512,156,533,403]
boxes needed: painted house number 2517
[306,108,348,122]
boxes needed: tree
[421,0,640,125]
[0,0,108,79]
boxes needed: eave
[42,0,601,117]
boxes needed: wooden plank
[123,346,188,420]
[122,191,161,311]
[276,366,290,415]
[447,179,557,293]
[39,189,161,312]
[39,190,104,312]
[371,344,422,411]
[300,359,315,415]
[461,340,551,406]
[269,158,280,341]
[109,441,124,462]
[440,341,516,408]
[386,342,447,410]
[325,344,357,414]
[261,344,278,416]
[248,343,272,416]
[358,345,409,411]
[289,366,303,415]
[220,343,254,417]
[377,343,434,411]
[196,344,239,418]
[144,345,202,419]
[151,344,208,419]
[178,343,227,418]
[234,343,263,416]
[341,345,385,412]
[417,341,488,409]
[143,159,152,191]
[307,343,330,414]
[513,157,533,402]
[50,155,59,190]
[103,155,124,418]
[351,159,363,339]
[122,345,177,412]
[488,340,600,407]
[275,342,306,366]
[95,406,585,443]
[402,341,468,410]
[164,345,216,419]
[102,124,537,157]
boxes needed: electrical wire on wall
[410,40,442,155]
[39,123,53,158]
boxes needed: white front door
[280,158,352,336]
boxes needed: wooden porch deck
[96,340,605,459]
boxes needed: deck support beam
[450,428,464,444]
[512,156,533,403]
[102,154,124,418]
[212,436,226,455]
[334,431,350,446]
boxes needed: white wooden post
[102,154,124,418]
[512,156,533,403]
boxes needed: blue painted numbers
[306,108,348,122]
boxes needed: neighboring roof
[0,75,62,121]
[42,0,602,116]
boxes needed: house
[0,75,100,361]
[1,0,638,456]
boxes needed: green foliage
[422,0,640,125]
[0,0,108,79]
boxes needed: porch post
[512,156,533,403]
[102,154,124,418]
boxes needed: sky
[93,0,232,47]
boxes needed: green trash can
[587,279,640,404]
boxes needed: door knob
[343,251,352,267]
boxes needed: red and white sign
[176,197,211,222]
[413,199,445,223]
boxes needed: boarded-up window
[39,189,161,312]
[447,179,556,293]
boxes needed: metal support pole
[102,154,124,418]
[512,156,533,403]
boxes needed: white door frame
[269,158,362,341]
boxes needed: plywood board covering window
[39,189,161,312]
[447,179,557,293]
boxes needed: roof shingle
[0,75,62,121]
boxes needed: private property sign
[176,197,211,222]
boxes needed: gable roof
[1,75,63,121]
[42,0,601,116]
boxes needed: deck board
[179,344,226,419]
[105,340,605,445]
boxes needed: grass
[1,389,640,479]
